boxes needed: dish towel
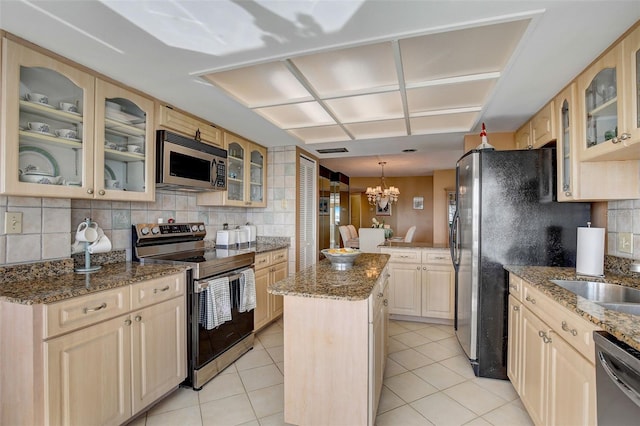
[239,269,256,312]
[199,277,232,330]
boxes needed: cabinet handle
[613,133,631,143]
[538,330,552,343]
[124,319,132,326]
[423,267,427,270]
[417,266,421,270]
[509,285,518,291]
[383,300,388,306]
[525,295,536,304]
[561,321,578,336]
[87,189,94,194]
[98,189,106,196]
[83,302,107,314]
[565,191,572,197]
[513,306,520,311]
[378,292,384,298]
[154,285,170,294]
[135,315,142,322]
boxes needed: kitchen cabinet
[283,266,389,426]
[156,104,222,147]
[620,23,640,152]
[254,248,288,331]
[382,248,454,321]
[0,272,186,426]
[0,38,155,201]
[555,83,579,201]
[531,100,557,148]
[515,121,532,149]
[508,273,598,426]
[197,132,267,207]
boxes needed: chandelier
[366,162,399,208]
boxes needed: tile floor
[129,319,533,426]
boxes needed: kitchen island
[268,253,390,426]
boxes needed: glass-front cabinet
[198,132,266,207]
[555,83,579,201]
[621,23,640,152]
[0,38,155,200]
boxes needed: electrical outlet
[618,232,633,254]
[4,212,22,234]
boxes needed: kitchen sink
[550,280,640,304]
[595,303,640,316]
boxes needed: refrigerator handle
[450,207,460,270]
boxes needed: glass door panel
[584,67,617,148]
[561,99,571,193]
[249,148,264,203]
[227,142,244,201]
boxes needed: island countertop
[504,265,640,351]
[268,253,390,301]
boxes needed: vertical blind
[299,155,317,270]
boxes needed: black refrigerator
[449,148,590,379]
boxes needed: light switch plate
[5,212,22,234]
[618,232,633,254]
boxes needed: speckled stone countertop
[504,265,640,351]
[269,253,390,301]
[0,259,188,305]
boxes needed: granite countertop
[254,242,289,253]
[269,253,390,301]
[380,242,449,249]
[504,265,640,351]
[0,260,188,305]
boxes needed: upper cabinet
[555,84,578,201]
[157,104,222,147]
[514,121,532,149]
[197,132,267,207]
[577,24,640,162]
[0,38,155,200]
[531,101,556,148]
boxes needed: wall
[463,131,517,152]
[433,169,456,246]
[350,176,433,243]
[0,146,297,273]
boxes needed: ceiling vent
[316,147,349,154]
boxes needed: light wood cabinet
[198,132,267,207]
[254,248,288,331]
[531,100,557,148]
[515,121,532,149]
[508,273,598,426]
[156,104,222,147]
[383,248,454,321]
[0,272,186,426]
[283,267,388,426]
[620,23,640,153]
[0,38,155,201]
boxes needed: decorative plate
[19,145,60,176]
[105,164,116,180]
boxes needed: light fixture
[366,162,399,208]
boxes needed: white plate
[58,136,82,143]
[26,100,56,109]
[105,164,116,180]
[19,146,60,176]
[25,129,56,137]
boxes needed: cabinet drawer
[381,248,421,263]
[271,249,288,264]
[255,252,271,270]
[423,251,451,264]
[522,282,599,362]
[44,286,130,338]
[131,273,185,310]
[509,274,523,300]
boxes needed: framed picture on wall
[319,197,329,215]
[376,202,391,216]
[413,196,424,210]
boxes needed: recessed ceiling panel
[325,91,403,123]
[287,126,350,143]
[254,101,335,128]
[344,119,407,139]
[203,62,312,107]
[400,19,530,83]
[411,112,478,135]
[291,42,398,97]
[406,79,496,113]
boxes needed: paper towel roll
[576,226,605,277]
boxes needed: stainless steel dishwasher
[594,331,640,425]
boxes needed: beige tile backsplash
[0,146,297,267]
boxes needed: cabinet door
[157,104,222,147]
[515,122,532,149]
[531,101,556,148]
[131,297,186,414]
[547,332,596,426]
[371,298,385,419]
[248,144,267,207]
[254,266,270,331]
[621,24,640,152]
[95,79,155,201]
[1,38,96,198]
[269,261,287,318]
[387,263,421,316]
[421,264,454,319]
[507,295,522,393]
[555,84,579,201]
[225,133,248,206]
[519,307,548,426]
[46,314,131,426]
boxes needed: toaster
[216,230,237,248]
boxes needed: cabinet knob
[417,266,421,270]
[383,300,388,306]
[378,292,384,298]
[124,319,132,326]
[87,189,94,194]
[513,306,520,311]
[561,321,578,336]
[135,315,142,322]
[98,189,106,196]
[423,267,427,270]
[525,295,536,304]
[565,191,572,197]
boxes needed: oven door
[192,267,255,370]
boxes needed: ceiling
[1,1,639,177]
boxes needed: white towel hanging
[239,269,256,312]
[199,277,231,330]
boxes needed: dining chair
[359,228,385,252]
[404,225,417,242]
[339,225,359,248]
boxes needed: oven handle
[194,271,246,293]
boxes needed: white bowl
[20,174,62,184]
[321,248,362,270]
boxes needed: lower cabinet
[254,248,288,331]
[1,272,186,426]
[508,273,598,426]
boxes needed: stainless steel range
[132,222,255,390]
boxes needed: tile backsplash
[607,199,640,260]
[0,146,297,271]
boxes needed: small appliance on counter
[241,223,257,245]
[215,229,237,249]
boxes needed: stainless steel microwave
[156,130,227,192]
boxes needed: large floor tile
[266,345,284,363]
[375,404,434,426]
[147,387,199,416]
[415,326,454,341]
[258,410,295,426]
[235,348,275,371]
[258,332,284,349]
[481,400,534,426]
[412,363,467,390]
[414,341,461,362]
[389,320,412,336]
[388,336,411,354]
[438,355,476,379]
[389,348,435,370]
[239,364,284,392]
[200,393,257,426]
[198,371,246,404]
[411,392,478,426]
[472,377,519,402]
[247,383,284,419]
[393,331,433,347]
[383,371,438,403]
[384,358,408,378]
[146,405,202,426]
[377,385,406,414]
[443,381,508,416]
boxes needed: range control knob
[198,224,205,231]
[140,226,150,236]
[151,226,160,235]
[191,224,199,232]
